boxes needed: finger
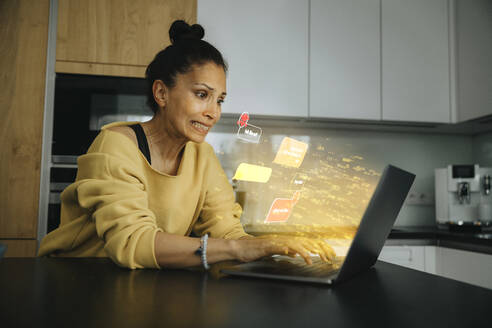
[317,249,329,263]
[299,239,325,259]
[290,238,324,263]
[300,238,332,263]
[287,242,312,265]
[318,242,336,262]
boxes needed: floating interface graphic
[233,163,272,183]
[265,191,301,223]
[229,113,380,231]
[236,112,262,144]
[273,137,308,168]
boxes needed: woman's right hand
[232,235,336,265]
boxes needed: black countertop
[388,226,492,254]
[0,258,490,328]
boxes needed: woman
[39,20,334,269]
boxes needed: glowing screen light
[233,163,272,183]
[222,112,382,264]
[273,137,308,168]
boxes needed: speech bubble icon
[232,163,272,183]
[273,137,309,168]
[237,123,262,144]
[265,191,301,223]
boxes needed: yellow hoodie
[38,121,248,269]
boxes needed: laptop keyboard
[268,255,344,277]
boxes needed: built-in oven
[48,73,153,232]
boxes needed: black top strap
[128,124,151,164]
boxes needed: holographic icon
[265,191,301,223]
[233,163,272,183]
[273,137,308,168]
[236,112,262,143]
[237,112,249,127]
[290,172,306,187]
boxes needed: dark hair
[145,20,228,113]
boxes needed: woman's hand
[233,235,336,265]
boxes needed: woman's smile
[191,120,211,134]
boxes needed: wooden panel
[0,240,37,258]
[57,0,197,69]
[56,60,146,78]
[0,0,49,238]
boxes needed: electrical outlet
[405,192,434,206]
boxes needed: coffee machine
[435,164,492,230]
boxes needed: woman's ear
[152,80,168,109]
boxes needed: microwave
[52,73,153,163]
[48,73,154,232]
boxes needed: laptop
[221,164,416,285]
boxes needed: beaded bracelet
[194,234,210,270]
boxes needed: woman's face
[158,62,226,143]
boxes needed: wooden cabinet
[198,0,309,117]
[56,0,197,78]
[382,0,451,123]
[310,0,380,120]
[455,0,492,122]
[0,240,38,258]
[0,0,50,256]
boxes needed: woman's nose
[204,103,220,120]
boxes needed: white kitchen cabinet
[436,247,492,289]
[380,244,492,289]
[309,0,380,120]
[455,0,492,122]
[382,0,451,123]
[379,245,427,272]
[198,0,308,117]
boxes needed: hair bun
[169,20,205,44]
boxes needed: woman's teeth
[192,121,209,131]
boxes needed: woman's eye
[196,91,207,98]
[218,99,225,105]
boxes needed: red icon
[265,191,301,223]
[237,112,249,128]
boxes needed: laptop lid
[334,164,415,283]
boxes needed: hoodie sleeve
[74,151,162,269]
[192,144,250,240]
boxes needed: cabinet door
[436,247,492,289]
[456,0,492,122]
[310,0,380,120]
[379,246,426,271]
[0,240,37,257]
[382,0,450,123]
[56,0,197,77]
[198,0,308,117]
[0,0,49,238]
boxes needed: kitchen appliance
[435,164,492,230]
[47,73,153,232]
[52,73,152,162]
